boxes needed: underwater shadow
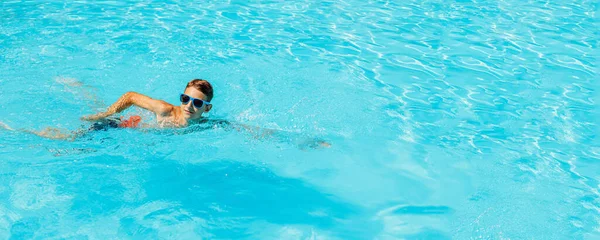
[143,159,360,237]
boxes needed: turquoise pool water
[0,0,598,239]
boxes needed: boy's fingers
[81,115,97,121]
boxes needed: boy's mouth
[184,109,194,114]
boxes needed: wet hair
[186,79,213,102]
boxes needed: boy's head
[180,79,213,119]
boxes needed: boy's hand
[81,112,109,121]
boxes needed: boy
[82,79,215,128]
[1,78,330,148]
[1,79,219,139]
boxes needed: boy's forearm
[82,92,135,120]
[104,92,135,115]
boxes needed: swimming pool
[0,0,597,238]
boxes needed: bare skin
[81,87,212,127]
[0,84,212,140]
[79,89,330,148]
[1,80,330,148]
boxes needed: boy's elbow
[123,91,143,103]
[124,91,138,97]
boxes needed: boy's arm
[81,92,173,121]
[2,122,82,141]
[212,120,331,149]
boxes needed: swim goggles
[180,93,210,108]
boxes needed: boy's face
[180,87,212,120]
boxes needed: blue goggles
[180,94,210,108]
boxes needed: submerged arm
[236,123,331,149]
[81,92,173,121]
[197,119,331,149]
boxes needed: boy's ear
[205,104,212,112]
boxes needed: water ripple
[0,0,598,239]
